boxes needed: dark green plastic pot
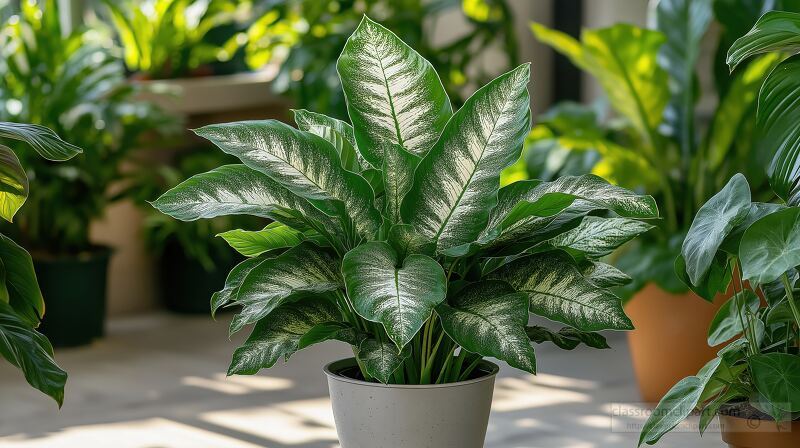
[35,248,111,348]
[160,241,239,314]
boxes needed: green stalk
[435,344,458,384]
[780,273,800,348]
[458,356,483,382]
[730,262,756,356]
[420,331,445,384]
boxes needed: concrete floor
[0,312,724,447]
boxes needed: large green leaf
[228,298,341,375]
[341,242,446,349]
[0,122,82,161]
[383,144,420,223]
[293,109,365,171]
[720,201,785,254]
[193,120,381,237]
[654,0,713,147]
[483,175,658,248]
[526,325,609,350]
[681,173,751,286]
[757,55,800,204]
[707,290,761,346]
[211,256,265,319]
[151,164,333,231]
[336,16,452,164]
[531,23,669,149]
[548,217,653,259]
[0,145,28,222]
[581,261,632,288]
[401,64,530,252]
[727,11,800,70]
[740,207,800,284]
[492,251,633,331]
[750,353,800,412]
[298,321,364,350]
[638,357,722,446]
[230,243,342,335]
[0,301,66,406]
[675,252,733,302]
[436,281,536,373]
[217,223,304,257]
[355,338,410,384]
[0,234,44,327]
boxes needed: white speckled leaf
[356,338,410,383]
[337,16,452,164]
[493,251,633,331]
[293,109,366,171]
[402,64,531,252]
[152,164,333,231]
[436,281,536,373]
[383,144,420,223]
[228,298,341,375]
[193,121,381,237]
[581,262,632,288]
[342,242,446,349]
[230,243,342,335]
[549,217,653,258]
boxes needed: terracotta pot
[720,414,800,448]
[625,283,730,403]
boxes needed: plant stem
[730,262,756,356]
[780,272,800,348]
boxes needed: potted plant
[154,17,658,446]
[639,11,800,447]
[529,0,799,402]
[0,122,82,406]
[0,0,172,346]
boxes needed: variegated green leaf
[231,243,342,335]
[152,164,330,230]
[217,223,304,257]
[581,261,632,288]
[402,64,531,252]
[298,322,364,350]
[526,326,609,350]
[493,251,633,331]
[228,298,341,375]
[193,121,381,237]
[387,224,435,259]
[482,175,658,249]
[0,145,28,222]
[211,256,265,319]
[337,16,452,164]
[549,217,654,258]
[436,281,536,373]
[342,242,446,349]
[355,338,410,384]
[293,109,366,171]
[383,144,419,223]
[0,122,82,161]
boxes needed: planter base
[720,414,800,448]
[325,358,498,448]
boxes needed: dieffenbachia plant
[153,17,658,384]
[639,11,800,445]
[0,122,81,406]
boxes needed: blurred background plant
[0,0,176,256]
[526,0,800,297]
[236,0,519,119]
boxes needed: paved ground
[0,312,724,447]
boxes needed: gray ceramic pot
[324,358,499,448]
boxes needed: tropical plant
[638,11,800,445]
[0,122,82,406]
[528,0,800,298]
[153,17,658,384]
[238,0,519,119]
[100,0,250,79]
[0,0,174,255]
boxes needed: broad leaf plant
[0,123,81,406]
[154,17,658,384]
[639,11,800,445]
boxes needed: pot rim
[323,357,499,389]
